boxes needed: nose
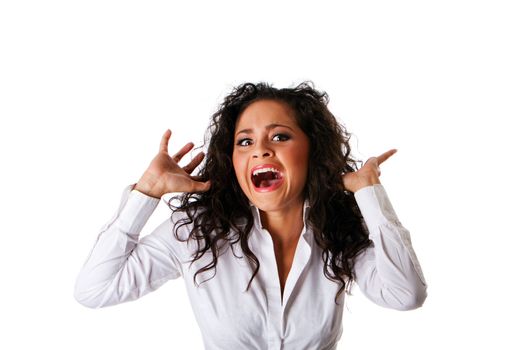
[252,140,274,159]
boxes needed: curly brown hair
[167,81,372,302]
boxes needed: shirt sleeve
[349,184,428,311]
[73,184,184,309]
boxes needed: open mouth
[251,167,283,190]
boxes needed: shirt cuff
[114,185,161,234]
[353,184,401,230]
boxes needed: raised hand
[342,149,397,193]
[134,129,211,198]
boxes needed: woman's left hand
[342,149,398,193]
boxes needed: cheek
[288,147,309,178]
[232,152,247,185]
[299,142,310,179]
[232,151,240,169]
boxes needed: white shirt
[74,183,427,350]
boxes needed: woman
[74,82,427,349]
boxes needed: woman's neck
[260,199,305,247]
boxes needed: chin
[250,200,279,213]
[247,188,304,214]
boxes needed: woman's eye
[236,138,252,146]
[236,134,289,146]
[272,133,290,142]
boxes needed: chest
[182,239,345,349]
[272,239,299,299]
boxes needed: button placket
[281,233,311,308]
[259,227,284,348]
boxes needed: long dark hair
[167,81,372,302]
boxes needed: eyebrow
[235,123,294,136]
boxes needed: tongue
[259,179,280,188]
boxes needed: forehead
[235,99,297,130]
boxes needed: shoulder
[164,206,204,241]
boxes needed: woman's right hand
[133,129,211,198]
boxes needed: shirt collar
[249,199,312,237]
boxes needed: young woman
[74,82,427,349]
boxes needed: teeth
[252,167,280,176]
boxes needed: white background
[1,0,524,349]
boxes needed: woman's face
[232,99,310,213]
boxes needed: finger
[172,142,195,162]
[182,152,205,174]
[376,149,397,165]
[159,129,172,153]
[190,175,211,182]
[190,179,211,193]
